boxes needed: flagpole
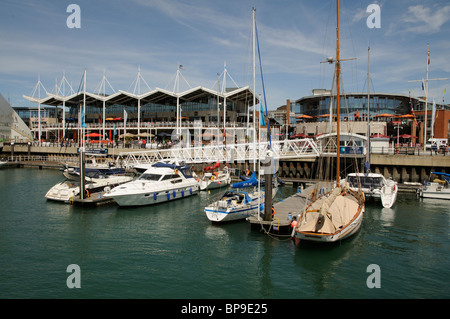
[83,69,86,150]
[408,44,447,151]
[424,43,429,152]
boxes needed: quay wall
[2,144,449,183]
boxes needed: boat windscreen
[139,174,162,181]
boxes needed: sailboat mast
[336,0,341,184]
[367,46,371,165]
[252,8,257,171]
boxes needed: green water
[0,168,448,299]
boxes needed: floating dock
[71,191,116,207]
[247,183,331,236]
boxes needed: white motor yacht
[418,172,450,200]
[45,174,134,203]
[344,172,398,208]
[104,160,200,207]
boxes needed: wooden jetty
[247,183,331,236]
[70,191,116,207]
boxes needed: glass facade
[293,93,413,119]
[66,94,240,123]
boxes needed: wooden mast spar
[336,0,341,185]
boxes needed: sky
[0,0,449,111]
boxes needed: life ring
[272,207,275,216]
[85,189,90,198]
[211,176,215,182]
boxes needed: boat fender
[190,188,193,195]
[272,207,275,216]
[154,193,157,200]
[104,186,111,193]
[173,190,176,198]
[181,190,185,197]
[167,192,170,200]
[85,189,90,198]
[211,176,215,182]
[174,169,179,174]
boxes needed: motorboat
[344,172,397,207]
[103,160,200,207]
[380,179,398,208]
[45,174,134,203]
[199,167,231,191]
[61,156,124,181]
[62,167,126,180]
[0,159,7,168]
[204,172,265,223]
[418,172,450,200]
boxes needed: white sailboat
[293,0,365,244]
[204,172,264,222]
[205,8,275,223]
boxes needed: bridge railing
[117,138,323,168]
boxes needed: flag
[80,108,87,128]
[114,125,117,136]
[421,79,424,91]
[409,90,417,124]
[179,64,184,70]
[124,109,128,125]
[259,102,265,126]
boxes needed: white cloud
[400,5,450,34]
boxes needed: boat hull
[205,203,259,222]
[418,189,450,200]
[294,207,364,244]
[45,176,134,203]
[381,183,398,208]
[110,185,200,206]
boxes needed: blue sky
[1,0,449,110]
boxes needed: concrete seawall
[2,144,449,183]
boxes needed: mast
[336,0,341,184]
[252,7,256,171]
[367,46,371,166]
[424,44,429,152]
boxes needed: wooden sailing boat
[292,0,365,244]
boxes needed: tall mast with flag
[408,44,447,150]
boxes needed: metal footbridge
[117,138,352,168]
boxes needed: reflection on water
[0,168,448,298]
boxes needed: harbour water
[0,168,448,299]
